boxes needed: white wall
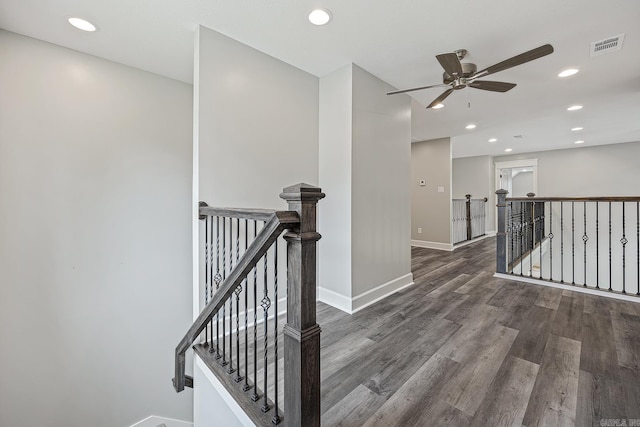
[452,155,495,233]
[411,138,452,248]
[318,64,353,299]
[494,141,640,196]
[197,26,319,209]
[0,30,193,427]
[351,65,412,299]
[318,64,413,312]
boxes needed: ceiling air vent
[590,34,625,57]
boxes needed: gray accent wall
[0,30,193,427]
[411,138,452,244]
[494,141,640,196]
[452,155,495,233]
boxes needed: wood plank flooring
[320,238,640,426]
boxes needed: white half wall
[0,30,193,427]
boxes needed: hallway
[320,238,640,426]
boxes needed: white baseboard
[319,273,414,314]
[494,273,640,304]
[411,239,453,251]
[453,231,495,249]
[352,273,414,313]
[318,286,352,313]
[130,416,193,427]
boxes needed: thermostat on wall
[419,180,426,186]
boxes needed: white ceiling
[2,0,639,158]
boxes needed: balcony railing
[173,183,324,427]
[496,190,640,297]
[452,195,488,245]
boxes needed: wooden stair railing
[173,183,324,427]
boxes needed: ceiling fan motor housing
[443,62,477,84]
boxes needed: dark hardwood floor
[320,237,640,427]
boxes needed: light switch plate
[437,186,444,193]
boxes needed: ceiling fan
[387,44,554,108]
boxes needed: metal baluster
[520,201,524,277]
[609,202,612,291]
[530,202,534,277]
[214,216,222,357]
[243,219,251,392]
[261,243,271,413]
[561,202,564,284]
[222,217,227,366]
[209,216,218,353]
[549,202,553,281]
[509,203,514,274]
[227,218,234,374]
[637,202,639,295]
[204,216,209,346]
[596,202,600,289]
[234,218,242,380]
[539,203,543,279]
[272,242,281,424]
[583,201,588,287]
[251,220,260,402]
[622,202,628,294]
[571,201,575,285]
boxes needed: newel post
[280,183,325,427]
[465,194,472,241]
[496,189,509,274]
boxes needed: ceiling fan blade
[436,53,463,77]
[427,88,454,108]
[474,44,554,77]
[387,83,448,95]
[468,80,517,92]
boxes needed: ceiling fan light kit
[387,44,554,109]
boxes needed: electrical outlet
[417,228,422,234]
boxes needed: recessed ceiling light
[308,9,332,25]
[68,17,97,32]
[505,148,513,152]
[432,103,445,109]
[574,140,585,144]
[567,105,583,111]
[465,124,476,130]
[488,138,497,143]
[558,68,579,78]
[571,127,584,131]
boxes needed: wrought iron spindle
[530,202,534,277]
[221,217,227,366]
[251,220,260,402]
[243,219,251,392]
[520,201,524,277]
[549,202,554,281]
[227,218,234,374]
[209,215,215,346]
[261,245,271,413]
[272,242,281,424]
[621,203,628,294]
[509,203,514,273]
[204,216,210,346]
[596,202,600,289]
[583,201,588,287]
[214,216,222,357]
[609,202,612,291]
[234,219,242,381]
[560,202,564,283]
[571,201,575,285]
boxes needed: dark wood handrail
[173,210,299,392]
[507,196,640,202]
[199,205,278,221]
